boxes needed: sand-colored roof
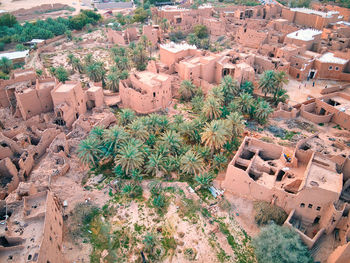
[290,7,339,18]
[317,52,348,65]
[55,83,76,93]
[160,42,196,53]
[286,28,322,42]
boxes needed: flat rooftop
[160,42,196,53]
[54,83,77,93]
[305,155,342,193]
[317,52,348,65]
[286,28,322,41]
[290,7,339,18]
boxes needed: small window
[28,255,32,260]
[300,203,305,208]
[153,92,156,98]
[49,236,52,241]
[308,204,313,209]
[316,206,321,211]
[335,67,339,71]
[329,66,333,70]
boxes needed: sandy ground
[284,77,349,106]
[0,0,82,13]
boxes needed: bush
[253,224,313,263]
[254,201,288,225]
[0,13,17,27]
[0,42,4,51]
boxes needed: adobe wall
[38,191,63,263]
[300,103,334,124]
[312,3,350,22]
[120,73,172,114]
[86,85,104,108]
[35,128,61,158]
[0,158,19,199]
[236,28,268,49]
[106,28,126,45]
[221,137,342,225]
[314,60,348,80]
[143,25,158,46]
[15,89,43,120]
[327,242,350,263]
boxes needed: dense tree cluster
[259,70,289,106]
[0,10,101,45]
[253,224,313,263]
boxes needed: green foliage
[122,183,143,198]
[195,172,214,189]
[36,69,43,76]
[0,42,4,51]
[0,11,100,46]
[0,57,12,74]
[253,224,313,263]
[0,71,9,80]
[193,24,208,39]
[133,7,150,23]
[15,44,27,51]
[169,31,186,43]
[179,80,199,101]
[50,66,69,82]
[0,13,17,27]
[253,201,288,226]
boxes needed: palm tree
[195,172,214,189]
[234,92,254,115]
[77,137,103,168]
[191,95,204,113]
[273,88,289,106]
[115,141,144,174]
[128,120,149,141]
[118,109,136,126]
[90,126,105,141]
[160,130,182,155]
[202,96,221,120]
[254,100,273,124]
[180,150,204,175]
[179,80,197,101]
[146,114,169,134]
[107,72,120,92]
[208,86,224,104]
[85,62,105,82]
[241,81,254,94]
[225,112,245,139]
[0,57,12,74]
[146,152,167,177]
[103,125,127,155]
[160,18,169,32]
[213,153,228,172]
[201,120,229,154]
[72,57,84,74]
[259,70,276,97]
[67,53,74,66]
[220,75,240,105]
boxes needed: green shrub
[254,201,288,225]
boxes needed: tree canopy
[253,224,313,263]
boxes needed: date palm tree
[118,109,136,126]
[201,120,229,154]
[146,152,167,177]
[103,125,127,155]
[254,100,273,124]
[160,130,182,155]
[234,92,254,115]
[115,141,144,174]
[107,72,120,92]
[202,96,222,120]
[179,80,197,101]
[220,75,240,105]
[77,137,103,168]
[208,86,224,104]
[225,112,245,139]
[128,120,149,142]
[195,172,214,190]
[259,70,276,97]
[180,150,204,176]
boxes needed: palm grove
[77,70,289,195]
